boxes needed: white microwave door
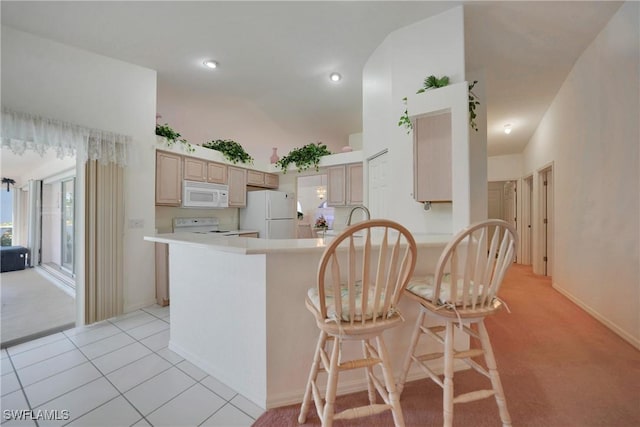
[186,188,216,207]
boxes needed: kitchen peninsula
[144,231,453,409]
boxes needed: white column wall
[362,7,478,234]
[522,2,639,347]
[2,27,158,316]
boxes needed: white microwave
[182,180,229,208]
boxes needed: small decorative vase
[270,147,279,164]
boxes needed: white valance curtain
[1,108,130,166]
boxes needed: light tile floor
[0,305,263,426]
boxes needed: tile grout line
[3,350,40,427]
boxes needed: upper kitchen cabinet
[156,151,183,206]
[184,157,206,182]
[227,166,247,207]
[206,162,227,184]
[327,163,363,207]
[184,157,228,184]
[413,110,452,203]
[247,170,279,189]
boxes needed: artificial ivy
[155,123,194,153]
[202,139,254,165]
[276,142,332,174]
[398,76,481,133]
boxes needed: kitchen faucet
[346,205,371,226]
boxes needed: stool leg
[443,321,454,427]
[398,308,426,394]
[478,321,512,427]
[362,339,376,405]
[377,335,406,427]
[322,336,341,427]
[299,331,327,424]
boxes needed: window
[1,189,13,246]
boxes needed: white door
[267,191,295,219]
[266,219,295,239]
[368,150,389,219]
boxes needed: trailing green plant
[202,139,254,164]
[398,97,412,134]
[468,80,480,132]
[416,75,450,93]
[397,76,481,133]
[276,142,331,173]
[155,123,194,153]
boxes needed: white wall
[362,7,480,234]
[157,83,344,167]
[488,154,523,181]
[2,27,158,316]
[522,2,639,347]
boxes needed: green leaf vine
[276,142,332,174]
[398,76,481,133]
[202,139,254,165]
[155,123,194,153]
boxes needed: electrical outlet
[128,219,144,229]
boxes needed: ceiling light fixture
[504,124,512,134]
[329,72,342,82]
[203,60,218,69]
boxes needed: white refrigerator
[240,190,296,239]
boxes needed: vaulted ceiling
[1,0,622,180]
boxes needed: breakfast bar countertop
[143,231,452,255]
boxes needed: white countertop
[144,231,452,255]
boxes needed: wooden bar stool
[397,219,518,427]
[298,219,417,427]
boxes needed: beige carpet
[254,265,640,426]
[1,267,75,347]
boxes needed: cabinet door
[413,111,452,202]
[184,157,207,181]
[156,151,182,206]
[327,166,346,207]
[207,162,228,184]
[228,166,247,207]
[346,163,363,206]
[238,232,258,238]
[264,173,279,189]
[247,170,265,186]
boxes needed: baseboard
[124,298,158,314]
[552,282,640,350]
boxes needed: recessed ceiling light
[504,124,512,134]
[203,60,218,69]
[329,72,342,82]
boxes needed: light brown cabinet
[184,157,228,184]
[155,243,169,306]
[413,111,452,202]
[207,162,227,184]
[327,163,363,207]
[156,151,182,206]
[228,166,247,207]
[247,170,279,189]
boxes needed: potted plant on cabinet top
[202,139,254,165]
[276,142,332,173]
